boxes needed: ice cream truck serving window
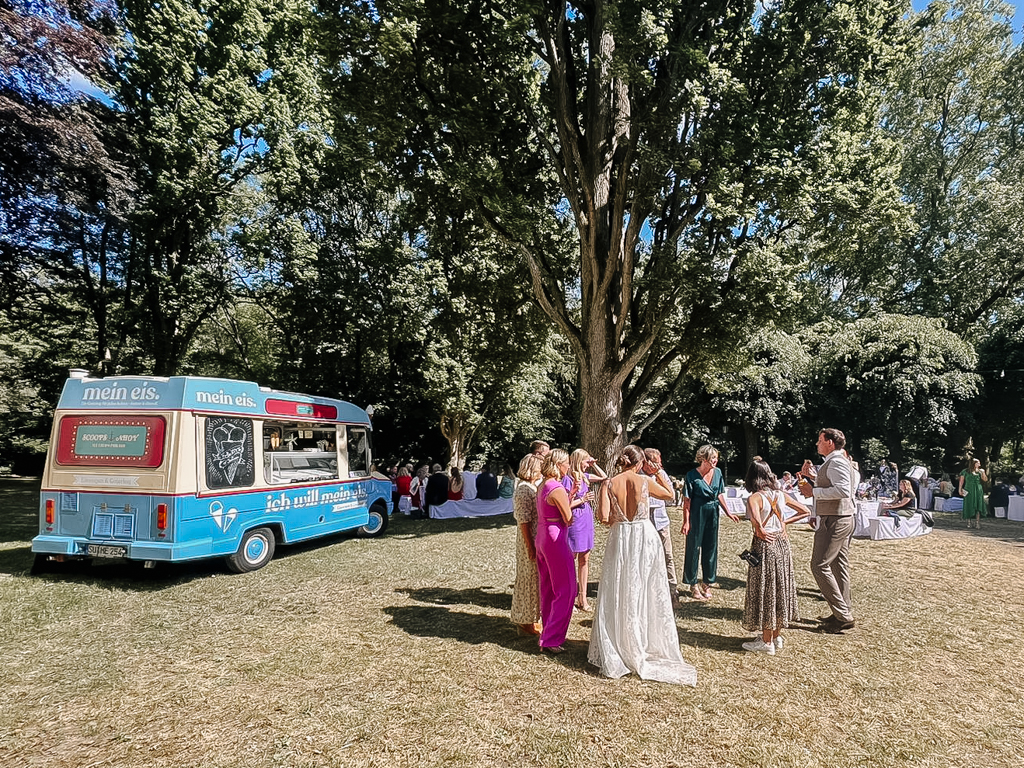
[32,374,392,575]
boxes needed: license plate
[86,544,127,558]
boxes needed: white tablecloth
[1008,496,1024,522]
[854,500,881,538]
[869,513,932,540]
[726,492,811,522]
[429,497,513,519]
[918,487,934,511]
[942,496,964,513]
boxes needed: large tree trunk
[743,421,759,469]
[439,410,476,470]
[579,361,627,471]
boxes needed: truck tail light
[157,503,168,531]
[45,499,55,525]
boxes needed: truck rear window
[55,416,166,467]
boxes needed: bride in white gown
[588,445,697,686]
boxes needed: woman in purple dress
[562,449,606,612]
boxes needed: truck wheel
[357,502,389,538]
[226,527,276,573]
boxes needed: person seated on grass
[936,475,954,499]
[498,464,516,499]
[989,478,1010,517]
[476,464,500,500]
[881,480,917,529]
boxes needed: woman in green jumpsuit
[682,445,740,600]
[959,458,988,529]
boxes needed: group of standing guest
[511,440,697,685]
[509,427,864,682]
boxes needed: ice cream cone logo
[212,422,247,484]
[209,500,237,532]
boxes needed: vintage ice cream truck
[32,372,392,573]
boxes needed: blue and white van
[32,373,392,573]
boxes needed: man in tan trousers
[799,428,856,633]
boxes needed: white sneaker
[742,638,776,655]
[774,636,785,651]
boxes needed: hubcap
[245,535,267,563]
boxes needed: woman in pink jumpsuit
[535,449,576,654]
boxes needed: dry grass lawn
[1,476,1023,767]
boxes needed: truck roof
[56,375,372,426]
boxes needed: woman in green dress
[958,458,988,529]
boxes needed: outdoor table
[1008,495,1024,522]
[918,486,934,511]
[854,500,881,538]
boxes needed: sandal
[691,586,708,601]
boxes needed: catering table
[1008,495,1024,522]
[854,500,881,538]
[724,491,809,522]
[426,471,514,518]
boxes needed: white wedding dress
[588,480,697,686]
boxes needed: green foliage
[864,0,1024,330]
[0,313,57,473]
[800,314,980,462]
[332,0,909,462]
[706,328,812,432]
[116,0,318,374]
[4,0,1023,476]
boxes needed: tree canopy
[1,0,1023,479]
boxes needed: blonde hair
[517,454,542,482]
[567,449,590,488]
[695,444,719,464]
[540,449,569,480]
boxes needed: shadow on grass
[385,604,532,649]
[398,586,513,611]
[0,545,34,575]
[383,604,598,672]
[386,512,517,538]
[21,555,230,588]
[675,602,743,623]
[678,627,753,653]
[705,575,745,592]
[931,513,1024,545]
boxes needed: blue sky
[911,0,1022,42]
[912,0,1021,24]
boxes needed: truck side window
[346,426,368,477]
[263,421,339,484]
